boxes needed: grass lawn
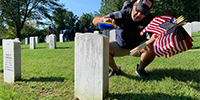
[0,32,200,100]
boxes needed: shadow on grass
[121,68,200,91]
[149,69,200,83]
[21,47,72,49]
[20,77,65,82]
[106,92,194,100]
[36,47,48,49]
[192,35,200,37]
[0,69,3,73]
[56,47,72,49]
[191,46,200,49]
[21,47,29,49]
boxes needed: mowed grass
[0,32,200,100]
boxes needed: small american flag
[140,15,193,58]
[140,15,174,36]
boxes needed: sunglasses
[136,10,148,16]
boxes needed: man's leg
[109,41,131,77]
[109,45,118,71]
[139,43,155,69]
[135,43,155,79]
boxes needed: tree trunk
[17,28,21,41]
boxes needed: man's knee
[140,43,154,54]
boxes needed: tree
[0,0,61,40]
[150,0,200,21]
[52,7,79,32]
[78,13,97,32]
[100,0,126,16]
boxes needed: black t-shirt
[109,8,154,49]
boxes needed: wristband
[102,17,108,22]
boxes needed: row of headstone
[183,21,200,36]
[23,36,39,44]
[2,34,56,83]
[2,33,110,99]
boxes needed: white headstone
[35,36,39,44]
[75,33,109,100]
[30,37,35,49]
[49,34,56,49]
[46,35,49,43]
[183,22,192,36]
[15,38,20,41]
[94,31,99,34]
[192,21,199,32]
[3,39,21,83]
[25,37,29,44]
[198,22,200,31]
[75,32,84,37]
[109,29,116,41]
[59,34,63,42]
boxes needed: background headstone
[15,38,20,41]
[30,37,35,49]
[3,39,21,83]
[109,29,116,41]
[59,34,63,42]
[25,37,29,44]
[183,22,192,36]
[198,22,200,31]
[46,35,49,43]
[102,30,110,37]
[75,33,109,100]
[35,36,39,44]
[192,21,199,32]
[94,31,99,34]
[49,34,56,49]
[75,32,84,37]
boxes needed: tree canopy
[52,7,79,32]
[0,0,61,40]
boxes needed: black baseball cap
[136,0,154,16]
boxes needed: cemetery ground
[0,32,200,100]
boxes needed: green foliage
[52,7,79,32]
[151,0,200,21]
[0,29,16,39]
[0,0,61,39]
[78,13,98,32]
[100,0,127,16]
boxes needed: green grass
[0,32,200,100]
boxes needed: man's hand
[103,17,115,25]
[149,34,158,43]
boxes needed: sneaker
[135,64,150,80]
[109,66,122,77]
